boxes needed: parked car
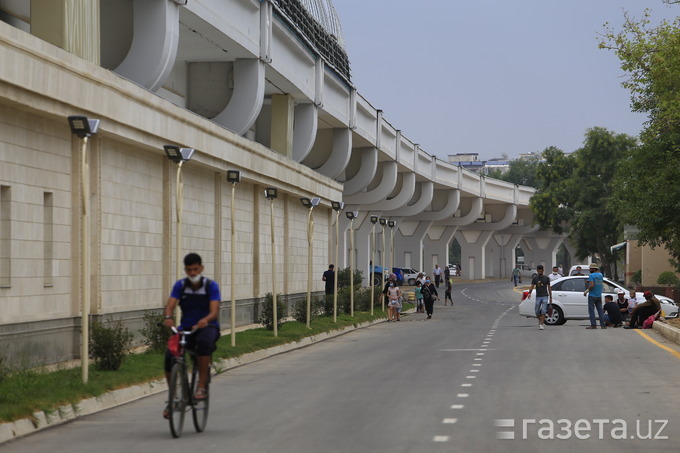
[447,264,460,276]
[516,264,537,279]
[400,268,420,286]
[568,264,591,276]
[518,275,679,325]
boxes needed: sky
[332,0,679,161]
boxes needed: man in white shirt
[548,266,562,282]
[433,264,443,288]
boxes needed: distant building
[448,153,479,163]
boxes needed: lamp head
[226,170,241,184]
[346,211,358,220]
[264,187,278,199]
[388,220,396,228]
[164,145,194,164]
[331,201,345,212]
[379,218,387,226]
[370,215,378,224]
[300,197,320,208]
[67,115,100,138]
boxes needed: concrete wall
[0,21,341,367]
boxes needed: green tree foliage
[601,11,680,269]
[529,130,637,276]
[496,156,541,187]
[529,146,575,235]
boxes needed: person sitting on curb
[625,291,661,329]
[603,294,623,327]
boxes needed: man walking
[512,264,521,286]
[526,264,552,330]
[433,264,442,288]
[583,263,606,329]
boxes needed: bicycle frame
[167,327,210,438]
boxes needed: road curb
[653,319,680,345]
[0,317,386,445]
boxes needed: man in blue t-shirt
[163,253,221,417]
[583,263,606,329]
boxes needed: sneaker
[539,324,544,330]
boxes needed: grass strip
[0,307,406,423]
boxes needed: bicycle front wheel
[191,365,210,432]
[168,362,188,438]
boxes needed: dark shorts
[164,326,220,372]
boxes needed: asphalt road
[8,280,680,452]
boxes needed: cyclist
[163,253,221,418]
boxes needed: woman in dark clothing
[421,277,438,319]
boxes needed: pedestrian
[162,253,221,418]
[444,277,453,305]
[415,281,424,313]
[625,291,661,329]
[433,264,442,288]
[444,265,451,283]
[422,277,438,319]
[548,265,562,282]
[583,263,606,329]
[526,264,552,330]
[512,264,521,287]
[322,264,335,296]
[386,280,402,321]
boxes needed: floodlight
[379,218,387,226]
[370,215,378,224]
[264,187,278,199]
[226,170,241,183]
[346,211,358,220]
[163,145,194,163]
[67,115,100,138]
[331,201,345,212]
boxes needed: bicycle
[166,327,211,438]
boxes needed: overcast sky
[333,0,678,161]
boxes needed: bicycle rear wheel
[168,362,188,438]
[191,364,210,432]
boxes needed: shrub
[258,293,286,330]
[631,269,642,286]
[337,267,363,289]
[657,271,679,286]
[139,310,172,353]
[292,295,325,323]
[89,317,133,371]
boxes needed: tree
[529,146,575,235]
[529,130,637,277]
[601,10,680,270]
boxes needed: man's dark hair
[184,253,203,266]
[536,265,544,270]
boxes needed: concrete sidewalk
[0,317,388,444]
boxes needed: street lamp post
[388,220,396,276]
[331,201,344,323]
[379,218,387,312]
[265,187,278,336]
[301,197,320,328]
[164,145,195,326]
[369,215,378,316]
[67,115,100,384]
[226,170,241,346]
[346,211,358,317]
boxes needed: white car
[518,275,679,325]
[516,264,537,279]
[400,268,420,286]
